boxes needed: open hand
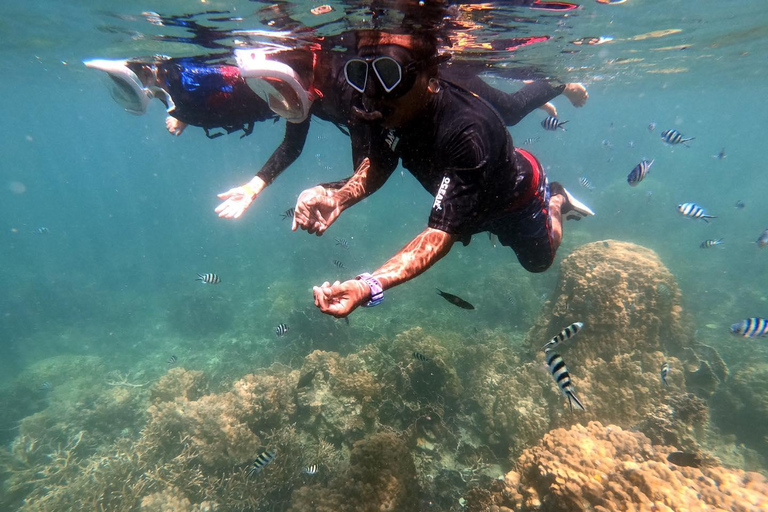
[313,280,370,318]
[215,178,265,219]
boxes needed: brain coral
[467,421,768,512]
[522,241,710,427]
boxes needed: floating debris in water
[734,200,745,210]
[413,351,430,362]
[677,203,715,223]
[730,317,768,338]
[699,239,724,249]
[247,450,276,477]
[648,122,656,132]
[713,147,726,160]
[275,323,289,337]
[281,207,295,220]
[661,128,694,146]
[297,370,316,389]
[303,464,319,475]
[196,273,221,284]
[545,350,584,412]
[333,259,345,269]
[436,289,475,310]
[335,237,349,249]
[667,451,702,468]
[167,355,178,367]
[601,139,613,149]
[541,115,568,131]
[542,322,584,351]
[627,159,654,186]
[660,362,670,386]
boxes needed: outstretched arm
[313,228,458,317]
[215,119,311,219]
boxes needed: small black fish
[303,464,319,475]
[297,370,316,389]
[335,238,349,248]
[196,273,221,284]
[661,129,694,146]
[699,239,723,249]
[275,323,289,337]
[541,115,568,131]
[167,355,178,366]
[333,259,345,269]
[436,289,475,310]
[413,351,430,362]
[281,208,295,220]
[247,450,276,476]
[734,200,745,210]
[660,362,670,386]
[667,451,702,468]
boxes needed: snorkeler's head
[84,58,174,115]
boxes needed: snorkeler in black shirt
[292,31,594,318]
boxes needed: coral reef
[287,432,420,512]
[464,421,768,512]
[711,363,768,460]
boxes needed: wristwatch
[356,273,384,307]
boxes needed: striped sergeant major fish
[303,464,319,475]
[281,207,295,220]
[677,203,716,223]
[661,129,694,146]
[167,355,178,366]
[541,322,584,351]
[660,362,670,386]
[247,450,276,477]
[579,176,595,191]
[627,159,654,186]
[413,351,430,362]
[196,273,221,284]
[730,317,768,338]
[756,229,768,248]
[333,259,345,269]
[275,323,289,337]
[34,227,50,234]
[545,351,585,412]
[541,115,568,131]
[335,237,349,248]
[699,239,724,249]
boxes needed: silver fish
[545,351,585,411]
[756,229,768,248]
[541,322,584,351]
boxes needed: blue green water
[2,1,768,510]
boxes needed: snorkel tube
[83,58,175,115]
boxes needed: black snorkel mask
[344,45,424,100]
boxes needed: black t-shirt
[350,80,526,236]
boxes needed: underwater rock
[140,485,216,511]
[711,363,768,460]
[465,421,768,512]
[150,368,208,403]
[523,241,704,427]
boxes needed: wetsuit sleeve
[255,119,311,185]
[427,126,490,235]
[456,76,565,126]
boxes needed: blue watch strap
[356,273,384,307]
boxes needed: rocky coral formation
[287,432,419,512]
[711,363,768,460]
[151,368,208,403]
[465,421,768,512]
[522,241,718,428]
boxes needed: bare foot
[563,83,588,108]
[539,102,558,117]
[165,116,187,136]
